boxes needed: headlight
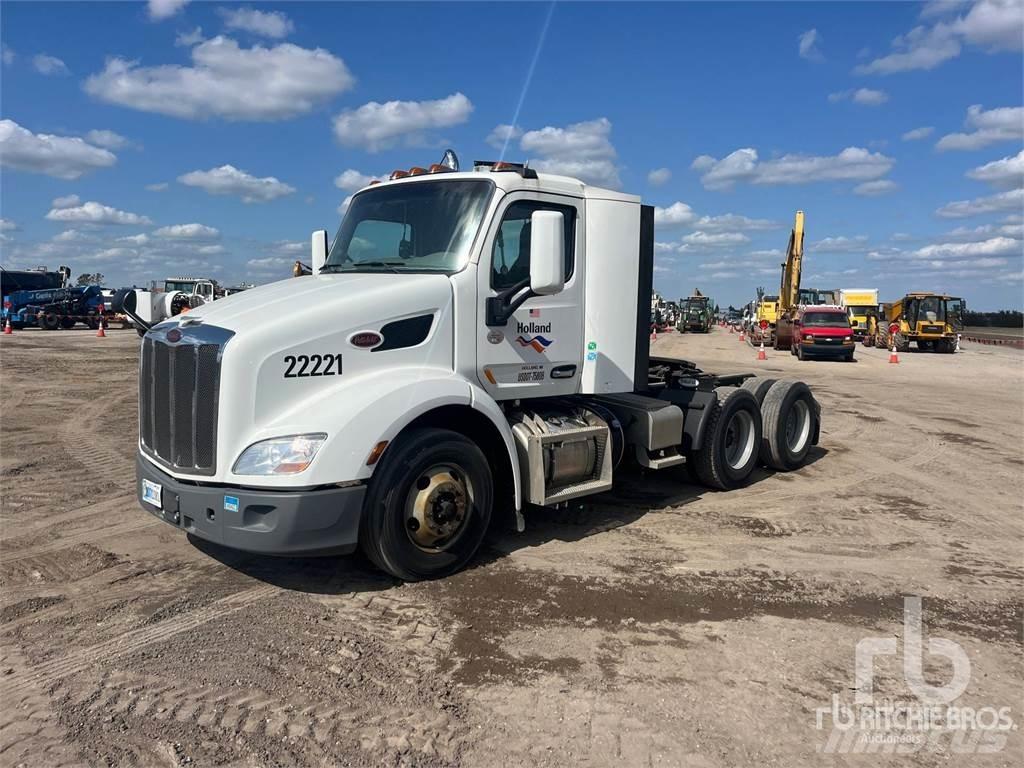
[804,334,814,342]
[842,336,854,344]
[233,434,327,475]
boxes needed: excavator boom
[779,211,804,313]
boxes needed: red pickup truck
[791,306,855,362]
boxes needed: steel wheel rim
[404,463,473,552]
[785,400,811,454]
[723,409,756,470]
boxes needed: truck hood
[178,272,452,333]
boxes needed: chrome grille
[139,323,232,476]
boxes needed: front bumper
[799,342,854,358]
[137,453,365,555]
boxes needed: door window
[491,201,575,291]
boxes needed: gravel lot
[1,327,1021,767]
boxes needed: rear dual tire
[759,381,817,471]
[692,387,762,490]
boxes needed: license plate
[142,478,162,508]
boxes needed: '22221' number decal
[283,353,343,378]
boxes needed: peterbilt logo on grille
[166,329,182,343]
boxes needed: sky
[1,0,1022,310]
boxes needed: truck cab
[134,156,822,580]
[791,305,855,362]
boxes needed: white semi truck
[120,277,219,335]
[134,156,821,580]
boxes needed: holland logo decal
[516,335,553,353]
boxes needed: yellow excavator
[864,293,965,353]
[772,211,804,350]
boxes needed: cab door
[475,192,584,400]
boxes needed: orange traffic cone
[650,327,657,344]
[96,317,106,338]
[757,340,767,360]
[739,330,745,342]
[888,344,899,364]
[3,318,12,335]
[729,324,734,333]
[955,334,961,352]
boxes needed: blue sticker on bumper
[224,495,239,512]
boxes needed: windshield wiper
[320,261,403,274]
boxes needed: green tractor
[677,291,715,333]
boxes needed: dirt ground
[1,327,1021,767]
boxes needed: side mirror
[529,211,564,296]
[311,229,329,275]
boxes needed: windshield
[847,305,874,316]
[325,179,493,274]
[685,299,708,311]
[164,281,197,293]
[802,312,849,327]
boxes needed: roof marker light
[389,170,409,180]
[408,166,427,176]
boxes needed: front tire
[360,428,493,581]
[692,387,762,490]
[38,312,61,331]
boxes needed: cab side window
[491,201,575,292]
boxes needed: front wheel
[360,428,493,581]
[38,312,61,331]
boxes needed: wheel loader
[863,293,965,353]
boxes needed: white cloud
[966,149,1024,188]
[854,179,900,196]
[799,28,824,60]
[176,27,204,47]
[148,0,189,21]
[84,129,132,150]
[486,123,522,149]
[936,105,1024,151]
[0,119,116,179]
[902,126,935,141]
[51,194,81,209]
[855,24,961,74]
[811,235,870,252]
[145,182,169,192]
[647,167,672,186]
[936,188,1024,217]
[85,36,354,121]
[2,46,14,66]
[943,221,1024,240]
[45,201,152,226]
[178,164,295,203]
[692,213,779,231]
[653,202,697,227]
[197,244,226,255]
[694,146,895,190]
[219,7,294,39]
[0,218,18,232]
[857,1,1023,74]
[53,229,87,242]
[519,117,621,188]
[910,236,1021,259]
[681,231,750,247]
[32,54,68,76]
[334,169,379,191]
[117,233,150,245]
[154,223,220,239]
[338,195,354,216]
[333,93,473,152]
[829,88,889,106]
